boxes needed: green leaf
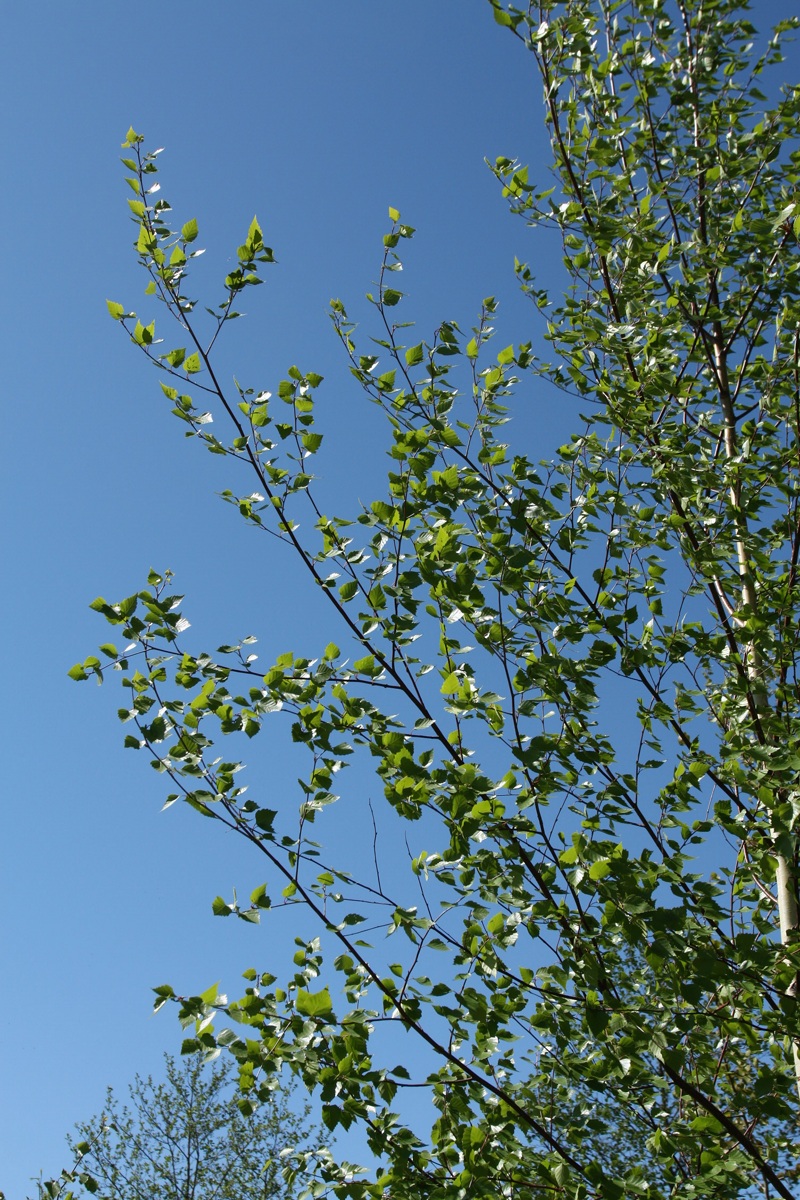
[183,353,202,374]
[136,224,155,255]
[182,218,199,243]
[199,981,222,1005]
[589,860,612,881]
[106,300,125,320]
[295,987,332,1018]
[405,343,425,366]
[152,983,175,1013]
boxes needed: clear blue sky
[1,2,795,1196]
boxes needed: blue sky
[2,2,797,1196]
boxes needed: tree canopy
[56,1054,318,1200]
[69,1,800,1197]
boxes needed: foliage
[74,1,800,1197]
[39,1055,318,1200]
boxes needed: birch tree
[72,1,800,1196]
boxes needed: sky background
[1,2,797,1197]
